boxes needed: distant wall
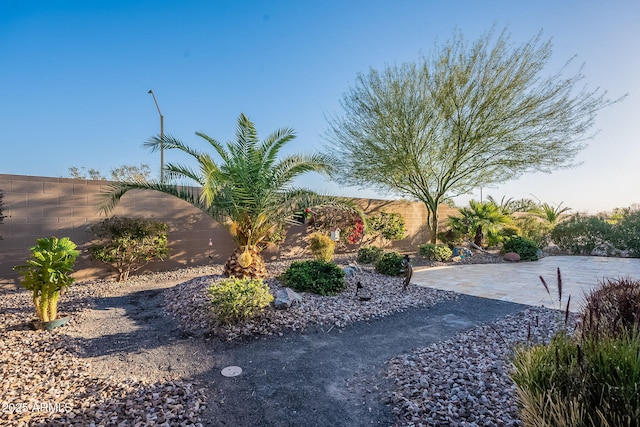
[0,174,456,289]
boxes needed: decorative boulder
[343,265,359,279]
[504,252,521,262]
[274,287,302,310]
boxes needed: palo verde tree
[99,113,355,279]
[325,27,620,243]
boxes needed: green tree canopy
[325,27,621,243]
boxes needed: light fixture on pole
[147,89,164,184]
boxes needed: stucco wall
[0,174,455,289]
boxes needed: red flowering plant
[307,206,366,248]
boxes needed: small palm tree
[487,195,539,216]
[534,202,571,225]
[449,200,510,247]
[100,113,354,278]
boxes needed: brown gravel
[0,249,510,426]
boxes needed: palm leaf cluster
[100,113,353,277]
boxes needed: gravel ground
[1,249,567,426]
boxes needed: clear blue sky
[2,0,638,214]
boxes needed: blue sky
[1,0,638,214]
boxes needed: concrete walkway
[412,256,640,312]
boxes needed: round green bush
[374,251,405,276]
[208,277,274,325]
[418,243,453,262]
[357,246,383,264]
[502,236,539,261]
[309,233,335,262]
[279,260,346,296]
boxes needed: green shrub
[612,210,640,257]
[512,332,640,426]
[502,236,539,261]
[208,277,274,325]
[366,211,406,245]
[513,215,552,248]
[418,243,452,262]
[550,215,613,255]
[436,228,465,248]
[374,251,404,276]
[357,246,383,264]
[579,277,640,340]
[88,216,169,282]
[279,260,346,295]
[308,233,335,262]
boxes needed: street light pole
[147,89,164,184]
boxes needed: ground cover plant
[279,259,346,295]
[374,251,405,276]
[208,277,274,324]
[418,243,452,262]
[357,245,383,264]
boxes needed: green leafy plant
[208,277,274,325]
[357,246,383,264]
[88,216,169,282]
[418,243,452,262]
[502,236,539,261]
[308,233,335,262]
[365,211,406,247]
[550,214,613,255]
[447,200,510,247]
[612,209,640,257]
[279,260,346,296]
[374,251,405,276]
[14,237,79,322]
[436,228,466,248]
[512,215,552,248]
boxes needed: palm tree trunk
[224,245,267,279]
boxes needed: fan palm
[448,200,510,247]
[100,113,352,278]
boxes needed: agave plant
[100,113,355,278]
[14,237,79,323]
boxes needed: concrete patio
[412,256,640,312]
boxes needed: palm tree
[448,200,510,247]
[100,113,353,278]
[486,195,539,216]
[534,202,571,225]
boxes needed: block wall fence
[0,174,457,289]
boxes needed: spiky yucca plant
[100,113,355,278]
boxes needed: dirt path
[62,277,526,426]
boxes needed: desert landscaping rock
[2,250,560,425]
[503,252,521,262]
